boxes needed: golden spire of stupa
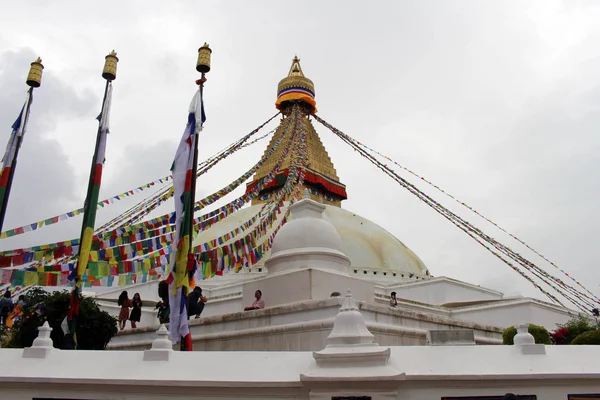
[246,57,347,207]
[275,56,316,113]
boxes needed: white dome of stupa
[192,201,429,282]
[270,197,344,255]
[266,193,350,275]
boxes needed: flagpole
[176,44,211,351]
[189,75,204,250]
[0,58,44,232]
[68,51,118,350]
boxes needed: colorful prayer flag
[167,87,205,346]
[0,90,32,229]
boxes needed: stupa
[48,57,578,350]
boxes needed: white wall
[100,280,161,301]
[108,298,502,351]
[242,268,375,310]
[393,279,502,305]
[452,300,578,331]
[2,376,600,400]
[308,384,600,400]
[97,301,160,330]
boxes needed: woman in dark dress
[129,293,143,329]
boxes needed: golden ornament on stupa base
[26,57,44,88]
[102,50,119,81]
[196,43,212,74]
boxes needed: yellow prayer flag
[24,271,39,286]
[99,262,109,277]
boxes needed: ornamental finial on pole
[196,43,212,74]
[26,57,44,88]
[102,50,119,81]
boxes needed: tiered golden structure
[247,57,347,207]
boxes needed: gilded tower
[246,57,347,207]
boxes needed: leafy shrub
[551,314,596,345]
[550,327,571,345]
[4,288,117,350]
[571,330,600,345]
[503,324,552,345]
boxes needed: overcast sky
[0,0,599,306]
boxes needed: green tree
[571,330,600,345]
[556,314,595,339]
[503,324,552,345]
[4,288,117,350]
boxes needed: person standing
[389,292,398,307]
[0,290,14,327]
[117,291,131,330]
[155,301,169,324]
[129,293,143,329]
[244,290,265,311]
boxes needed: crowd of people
[152,282,266,327]
[1,283,270,333]
[0,289,25,330]
[2,286,404,333]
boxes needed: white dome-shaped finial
[266,189,350,275]
[32,322,53,348]
[513,322,535,345]
[309,290,392,370]
[326,290,374,347]
[23,321,54,358]
[144,324,174,361]
[152,324,173,350]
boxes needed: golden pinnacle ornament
[102,50,119,81]
[26,57,44,88]
[196,43,212,74]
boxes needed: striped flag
[0,90,32,221]
[69,83,113,347]
[166,88,205,346]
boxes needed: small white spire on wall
[23,322,54,359]
[144,324,174,361]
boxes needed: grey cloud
[0,48,97,250]
[0,1,598,306]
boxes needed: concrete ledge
[109,298,502,351]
